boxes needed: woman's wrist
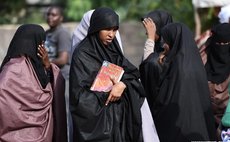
[119,81,126,90]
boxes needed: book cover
[90,61,124,92]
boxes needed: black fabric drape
[139,53,162,114]
[151,23,216,141]
[70,7,145,142]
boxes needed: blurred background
[0,0,229,67]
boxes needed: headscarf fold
[88,7,119,35]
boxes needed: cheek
[99,32,107,39]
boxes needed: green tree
[0,0,26,24]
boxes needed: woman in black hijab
[0,24,49,87]
[139,10,173,115]
[0,24,67,142]
[203,23,230,134]
[153,23,216,141]
[69,7,159,142]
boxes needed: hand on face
[142,18,157,41]
[37,42,51,70]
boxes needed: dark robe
[139,10,173,115]
[70,7,145,142]
[150,23,216,141]
[203,23,230,129]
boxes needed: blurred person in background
[200,23,230,139]
[45,5,72,142]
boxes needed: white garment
[143,39,155,61]
[141,99,160,142]
[192,0,230,8]
[71,9,123,60]
[218,4,230,23]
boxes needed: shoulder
[57,25,69,33]
[71,38,93,61]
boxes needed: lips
[106,39,113,43]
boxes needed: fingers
[105,93,120,106]
[37,43,48,58]
[142,18,154,27]
[105,94,112,106]
[110,76,117,85]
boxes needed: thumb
[110,76,117,85]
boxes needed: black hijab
[205,23,230,84]
[153,23,216,141]
[143,10,173,52]
[88,7,119,35]
[0,24,49,88]
[70,7,145,142]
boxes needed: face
[99,27,118,46]
[46,7,63,28]
[155,34,160,41]
[158,43,170,65]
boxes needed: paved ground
[0,21,146,67]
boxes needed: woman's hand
[37,42,51,70]
[142,17,157,41]
[105,78,126,106]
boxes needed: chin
[103,42,110,46]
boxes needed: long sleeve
[143,39,155,61]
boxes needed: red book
[90,61,124,92]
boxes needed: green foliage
[197,7,220,32]
[66,0,92,21]
[155,0,195,30]
[0,0,219,32]
[20,7,46,24]
[0,0,26,24]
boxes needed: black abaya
[143,23,216,141]
[70,7,145,142]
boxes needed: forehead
[47,7,60,14]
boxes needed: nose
[108,30,116,38]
